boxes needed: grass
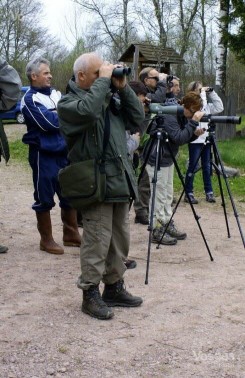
[237,114,245,131]
[9,139,28,162]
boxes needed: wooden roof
[119,43,185,65]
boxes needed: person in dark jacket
[128,80,151,226]
[58,52,144,320]
[21,57,81,255]
[139,67,166,103]
[144,92,205,245]
[0,57,22,253]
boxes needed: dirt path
[1,125,245,378]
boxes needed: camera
[166,75,174,88]
[148,103,241,124]
[199,87,214,93]
[112,67,131,78]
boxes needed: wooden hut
[118,43,185,80]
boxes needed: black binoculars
[112,67,131,78]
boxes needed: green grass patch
[9,139,28,162]
[236,114,245,132]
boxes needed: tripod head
[147,114,169,141]
[205,120,217,142]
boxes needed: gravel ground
[1,124,245,378]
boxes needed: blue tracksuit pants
[28,147,71,212]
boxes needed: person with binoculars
[58,52,144,320]
[184,81,224,204]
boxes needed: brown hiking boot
[36,211,64,255]
[82,286,114,320]
[61,208,81,247]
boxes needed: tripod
[178,121,245,248]
[139,115,214,285]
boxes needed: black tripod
[177,121,245,248]
[139,115,214,285]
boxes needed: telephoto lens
[112,67,131,78]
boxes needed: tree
[72,0,138,59]
[215,0,230,93]
[0,0,67,82]
[222,0,245,64]
[0,0,46,63]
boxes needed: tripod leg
[211,144,231,238]
[165,141,214,261]
[212,140,245,248]
[145,134,162,284]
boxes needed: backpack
[0,58,22,163]
[0,58,22,111]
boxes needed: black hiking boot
[82,286,114,320]
[165,220,187,240]
[152,227,177,245]
[102,280,143,307]
[0,244,8,253]
[184,193,198,204]
[134,214,148,225]
[124,258,137,269]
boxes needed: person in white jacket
[184,81,224,204]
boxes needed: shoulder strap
[103,107,110,152]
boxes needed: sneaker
[0,245,8,253]
[184,193,198,204]
[134,214,148,225]
[82,286,114,320]
[102,280,143,307]
[152,228,177,245]
[166,220,187,240]
[206,193,216,203]
[124,259,137,269]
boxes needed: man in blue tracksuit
[21,57,81,255]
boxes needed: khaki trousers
[134,167,150,217]
[146,163,174,228]
[77,202,129,290]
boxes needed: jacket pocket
[105,157,130,199]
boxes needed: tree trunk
[215,0,230,94]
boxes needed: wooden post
[132,45,139,80]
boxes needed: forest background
[1,0,245,114]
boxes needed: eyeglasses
[147,76,159,82]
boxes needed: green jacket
[57,78,145,202]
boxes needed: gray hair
[73,52,101,82]
[26,57,50,82]
[139,67,156,83]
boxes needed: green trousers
[77,202,129,290]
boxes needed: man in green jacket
[58,52,144,320]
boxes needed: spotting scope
[149,103,241,124]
